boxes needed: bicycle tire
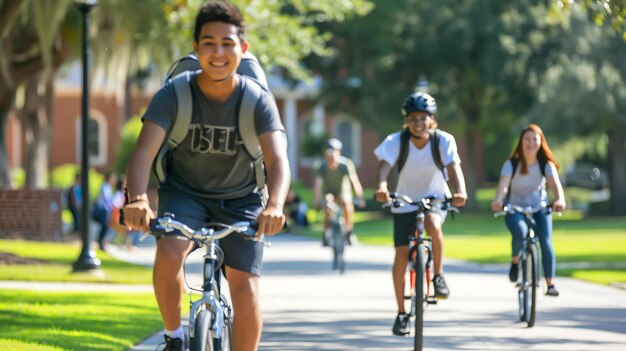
[527,243,538,327]
[222,318,232,351]
[191,309,212,351]
[519,255,529,323]
[413,242,425,351]
[331,220,345,272]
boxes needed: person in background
[491,123,566,297]
[92,172,117,251]
[314,138,365,246]
[374,92,467,336]
[67,172,82,233]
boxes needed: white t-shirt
[374,130,461,213]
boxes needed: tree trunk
[20,74,49,189]
[0,93,15,187]
[608,124,626,216]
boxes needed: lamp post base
[72,251,101,271]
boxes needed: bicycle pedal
[426,297,438,304]
[404,295,412,300]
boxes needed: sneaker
[433,274,450,299]
[546,285,560,297]
[158,335,183,351]
[346,230,353,246]
[322,229,330,247]
[509,262,519,282]
[392,313,410,336]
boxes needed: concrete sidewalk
[124,233,626,351]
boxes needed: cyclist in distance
[314,138,366,246]
[122,2,290,351]
[490,123,566,297]
[374,92,467,336]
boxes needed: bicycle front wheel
[526,244,538,327]
[191,309,212,351]
[331,221,345,273]
[413,243,426,351]
[191,310,231,351]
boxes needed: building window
[333,115,361,165]
[88,119,100,159]
[76,110,107,166]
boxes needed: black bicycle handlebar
[383,193,460,214]
[493,203,554,218]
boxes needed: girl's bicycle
[494,203,552,328]
[385,193,458,351]
[150,214,267,351]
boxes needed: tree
[0,0,373,187]
[311,0,564,209]
[531,9,626,215]
[0,0,74,188]
[549,0,626,39]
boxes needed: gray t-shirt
[315,156,356,198]
[143,73,284,199]
[501,159,557,207]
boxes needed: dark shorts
[392,204,448,247]
[158,189,265,276]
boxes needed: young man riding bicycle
[373,92,467,336]
[313,138,365,246]
[122,2,290,351]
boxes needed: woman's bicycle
[385,193,458,351]
[150,214,266,351]
[324,199,347,273]
[494,203,552,328]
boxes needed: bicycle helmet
[401,92,437,116]
[325,138,343,151]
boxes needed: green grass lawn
[0,240,152,284]
[0,240,160,350]
[301,211,626,286]
[0,290,161,351]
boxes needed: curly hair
[194,1,246,44]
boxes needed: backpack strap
[385,129,411,192]
[505,158,520,203]
[154,71,194,183]
[236,77,267,200]
[429,129,445,171]
[396,128,411,172]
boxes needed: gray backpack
[153,52,270,199]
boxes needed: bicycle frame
[188,240,229,341]
[408,224,435,312]
[151,216,262,351]
[325,200,346,272]
[385,193,457,351]
[495,204,551,328]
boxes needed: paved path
[122,234,626,351]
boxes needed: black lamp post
[414,74,429,94]
[73,0,100,271]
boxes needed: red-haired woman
[491,124,566,296]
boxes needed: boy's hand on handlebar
[375,187,390,203]
[256,206,285,237]
[490,199,504,212]
[123,200,155,232]
[451,193,467,207]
